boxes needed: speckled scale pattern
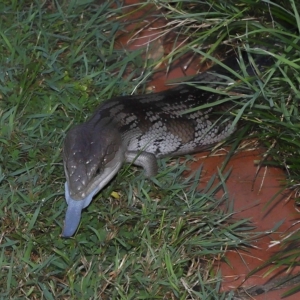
[87,52,268,158]
[89,89,227,157]
[91,54,267,157]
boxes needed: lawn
[1,0,300,299]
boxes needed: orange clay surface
[113,1,300,298]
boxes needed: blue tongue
[62,182,97,237]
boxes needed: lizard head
[62,122,123,237]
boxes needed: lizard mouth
[62,150,125,237]
[62,182,98,238]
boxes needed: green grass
[0,0,300,299]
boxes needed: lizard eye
[95,167,102,176]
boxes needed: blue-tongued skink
[62,49,274,237]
